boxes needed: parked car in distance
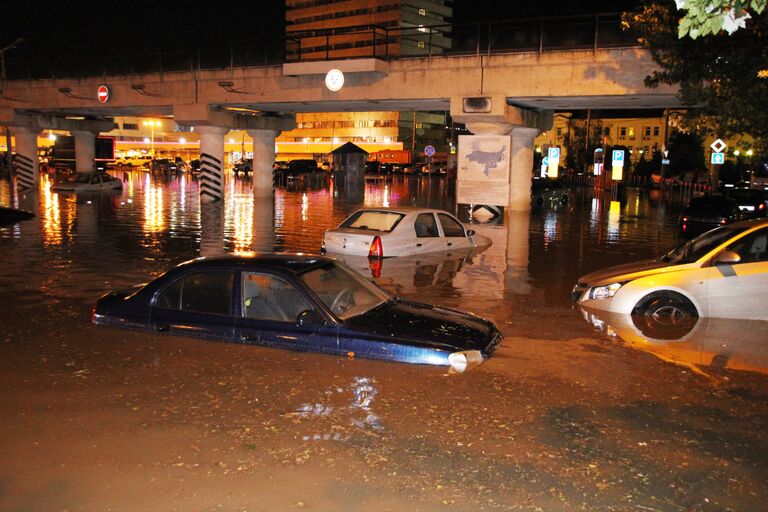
[531,177,569,207]
[52,172,123,192]
[233,158,253,176]
[93,254,502,370]
[679,195,745,236]
[365,161,381,174]
[287,159,319,175]
[572,218,768,321]
[151,158,179,175]
[322,207,492,258]
[117,155,153,169]
[0,206,35,226]
[724,188,767,218]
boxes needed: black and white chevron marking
[14,154,35,190]
[200,152,223,201]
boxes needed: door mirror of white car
[714,250,742,265]
[466,229,475,237]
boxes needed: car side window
[727,228,768,263]
[414,213,439,238]
[438,213,466,237]
[242,272,314,323]
[155,271,234,315]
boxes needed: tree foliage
[624,2,768,151]
[676,0,766,38]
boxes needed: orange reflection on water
[227,191,254,254]
[143,176,165,234]
[40,175,75,246]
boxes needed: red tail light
[368,257,383,278]
[759,203,766,211]
[720,218,728,224]
[368,236,383,259]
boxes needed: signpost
[611,149,625,181]
[424,145,435,157]
[97,85,109,103]
[593,148,604,176]
[547,147,560,178]
[710,139,727,187]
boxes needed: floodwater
[1,170,767,511]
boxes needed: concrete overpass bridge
[0,47,681,208]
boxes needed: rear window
[339,211,405,232]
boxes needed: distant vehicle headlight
[589,282,624,300]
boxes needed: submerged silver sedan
[322,208,491,258]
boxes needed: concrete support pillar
[12,127,40,189]
[197,126,228,203]
[508,127,539,211]
[247,129,277,197]
[200,201,226,258]
[251,195,275,253]
[72,130,97,174]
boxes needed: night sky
[4,1,643,77]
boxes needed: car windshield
[339,210,405,232]
[300,262,390,320]
[661,226,749,264]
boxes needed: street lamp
[143,120,161,155]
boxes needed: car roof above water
[175,253,335,274]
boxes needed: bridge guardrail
[5,14,638,80]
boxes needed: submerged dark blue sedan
[93,254,502,370]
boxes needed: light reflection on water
[3,171,765,370]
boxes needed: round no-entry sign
[424,145,435,157]
[97,85,110,103]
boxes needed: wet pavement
[1,171,767,511]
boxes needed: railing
[5,14,637,80]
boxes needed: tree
[624,2,768,152]
[676,0,765,38]
[667,131,707,175]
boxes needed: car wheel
[633,292,698,321]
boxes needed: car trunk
[323,228,379,256]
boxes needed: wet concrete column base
[11,127,39,189]
[72,130,96,174]
[197,126,227,203]
[508,127,539,211]
[248,129,277,197]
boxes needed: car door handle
[416,243,423,247]
[155,324,170,333]
[242,333,261,342]
[447,242,453,247]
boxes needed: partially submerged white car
[322,208,491,258]
[52,172,123,192]
[573,218,768,320]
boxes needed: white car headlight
[589,282,624,300]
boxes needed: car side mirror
[466,229,475,237]
[296,309,326,327]
[714,250,741,265]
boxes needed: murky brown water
[2,171,767,511]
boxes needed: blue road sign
[612,150,625,165]
[542,156,549,166]
[424,145,436,157]
[548,147,560,160]
[711,152,725,165]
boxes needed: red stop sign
[97,85,109,103]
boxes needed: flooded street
[2,171,767,511]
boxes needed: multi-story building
[285,0,452,60]
[535,111,669,165]
[284,1,453,162]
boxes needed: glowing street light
[143,120,161,155]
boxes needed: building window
[604,127,611,136]
[619,127,626,139]
[556,127,563,138]
[628,127,635,140]
[653,126,660,136]
[122,123,138,130]
[644,127,651,137]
